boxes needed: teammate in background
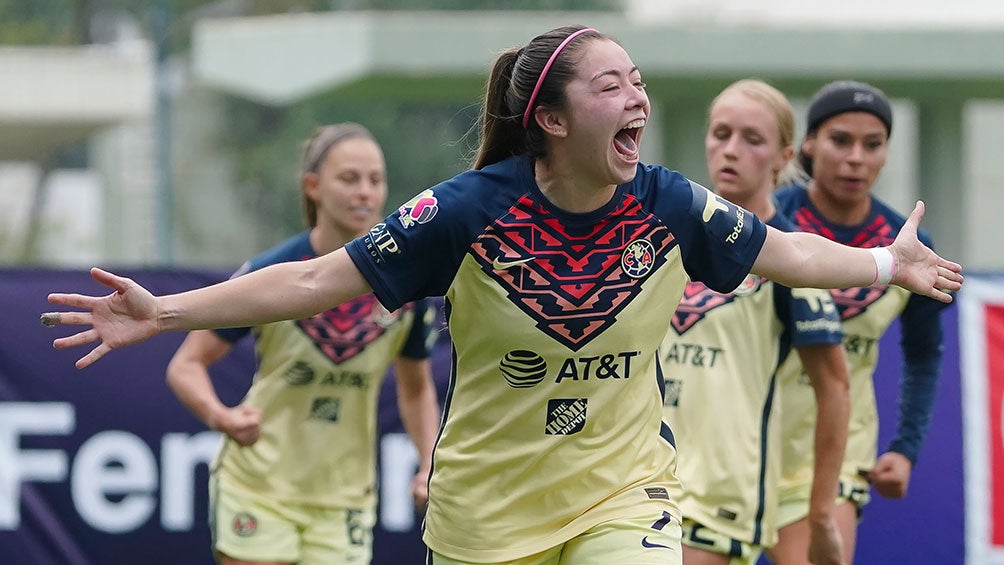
[164,123,441,565]
[768,81,952,565]
[662,79,850,565]
[43,27,961,565]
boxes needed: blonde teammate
[663,80,849,565]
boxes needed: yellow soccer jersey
[345,156,768,562]
[211,231,433,509]
[662,214,842,547]
[775,186,948,513]
[776,283,909,501]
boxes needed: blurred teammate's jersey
[662,212,842,548]
[212,231,433,509]
[774,184,945,517]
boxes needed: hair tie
[521,28,597,129]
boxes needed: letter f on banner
[0,403,74,529]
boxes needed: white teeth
[624,119,646,129]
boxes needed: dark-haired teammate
[769,81,951,565]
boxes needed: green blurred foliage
[0,0,618,240]
[0,0,78,44]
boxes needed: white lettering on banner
[380,433,418,532]
[0,402,74,529]
[71,431,157,533]
[1,402,421,535]
[161,432,220,531]
[0,402,220,533]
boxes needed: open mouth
[613,118,645,158]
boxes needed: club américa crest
[232,512,257,537]
[621,238,656,279]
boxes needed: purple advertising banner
[0,269,965,564]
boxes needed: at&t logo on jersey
[397,189,439,228]
[499,350,640,388]
[284,361,315,385]
[621,238,655,279]
[500,350,548,388]
[545,398,587,435]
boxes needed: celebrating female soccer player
[44,28,960,565]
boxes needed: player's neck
[534,157,616,213]
[806,181,871,226]
[309,225,355,256]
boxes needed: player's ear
[801,135,816,159]
[302,172,320,200]
[535,108,568,138]
[774,145,795,175]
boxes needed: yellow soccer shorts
[776,476,871,529]
[680,518,757,564]
[209,476,375,564]
[429,505,683,565]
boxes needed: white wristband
[869,247,897,286]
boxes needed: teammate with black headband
[768,81,951,565]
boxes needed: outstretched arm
[751,201,962,302]
[45,247,371,369]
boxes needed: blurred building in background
[1,0,1002,268]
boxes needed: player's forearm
[808,406,848,523]
[166,359,227,430]
[158,249,370,332]
[800,345,851,522]
[888,354,941,462]
[889,309,944,463]
[396,363,441,471]
[753,229,879,290]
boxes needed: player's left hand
[869,451,912,499]
[411,470,430,513]
[44,267,163,369]
[888,201,963,303]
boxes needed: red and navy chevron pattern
[470,193,675,351]
[296,295,408,363]
[793,206,895,320]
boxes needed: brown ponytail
[471,25,605,170]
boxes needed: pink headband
[521,28,597,129]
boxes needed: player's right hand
[45,267,162,369]
[808,515,846,565]
[888,201,963,303]
[217,404,263,447]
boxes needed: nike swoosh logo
[492,256,535,270]
[641,536,672,549]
